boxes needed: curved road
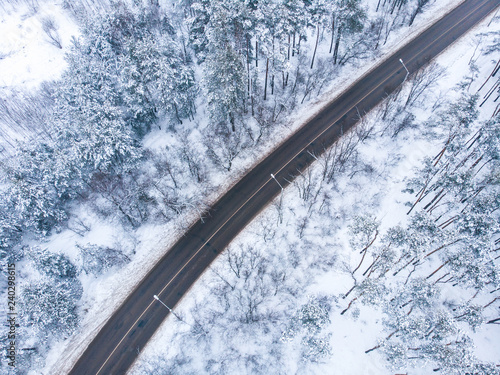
[68,0,499,373]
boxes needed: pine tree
[26,247,78,279]
[204,2,246,132]
[331,0,366,64]
[78,243,130,276]
[20,279,82,339]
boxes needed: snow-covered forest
[129,19,500,375]
[0,0,499,373]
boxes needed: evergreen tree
[1,141,69,236]
[26,247,78,279]
[204,2,246,132]
[20,279,82,340]
[332,0,366,64]
[78,243,131,276]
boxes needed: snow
[0,0,498,373]
[0,0,79,152]
[0,1,79,89]
[128,5,500,375]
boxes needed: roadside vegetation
[132,34,500,373]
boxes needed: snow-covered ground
[0,1,78,88]
[0,0,79,151]
[1,0,498,374]
[128,4,500,375]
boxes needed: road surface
[68,0,499,373]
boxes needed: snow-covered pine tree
[204,1,246,133]
[331,0,366,65]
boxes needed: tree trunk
[311,24,320,69]
[426,260,450,280]
[271,37,275,95]
[251,78,255,116]
[333,26,342,64]
[173,102,183,125]
[484,296,500,309]
[230,112,235,132]
[329,15,335,54]
[255,41,258,67]
[434,272,451,284]
[423,188,445,211]
[288,34,291,60]
[365,330,397,353]
[476,60,500,94]
[480,78,500,107]
[423,239,461,260]
[247,36,251,95]
[393,256,416,276]
[364,252,382,277]
[341,297,358,315]
[353,230,379,274]
[343,284,357,299]
[264,58,269,100]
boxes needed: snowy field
[0,0,79,150]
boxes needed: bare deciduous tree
[41,16,62,49]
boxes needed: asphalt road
[68,0,499,373]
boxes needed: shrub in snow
[77,243,130,277]
[41,16,62,49]
[26,247,78,279]
[301,335,333,362]
[348,214,380,252]
[281,296,332,362]
[296,297,331,334]
[453,304,484,331]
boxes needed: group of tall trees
[337,90,500,372]
[184,0,434,131]
[0,1,197,256]
[132,216,338,374]
[134,20,499,372]
[187,0,368,128]
[0,0,436,260]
